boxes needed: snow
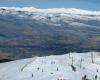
[0,7,100,26]
[0,52,100,80]
[0,7,100,80]
[1,7,100,15]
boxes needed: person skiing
[42,68,43,72]
[95,75,97,80]
[82,75,88,80]
[37,67,39,71]
[32,73,34,77]
[57,67,59,71]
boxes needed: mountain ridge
[0,7,100,60]
[0,7,100,15]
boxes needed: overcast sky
[0,0,100,10]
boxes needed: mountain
[0,52,100,80]
[0,7,100,61]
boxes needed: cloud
[0,0,99,10]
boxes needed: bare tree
[69,52,71,59]
[80,58,83,69]
[91,52,94,64]
[71,57,74,65]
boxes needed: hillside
[0,52,100,80]
[0,7,100,60]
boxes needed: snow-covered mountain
[0,52,100,80]
[0,7,100,60]
[0,7,100,23]
[1,7,100,15]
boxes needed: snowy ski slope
[0,52,100,80]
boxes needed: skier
[97,69,98,72]
[82,75,86,80]
[95,75,97,80]
[32,73,34,77]
[57,67,59,71]
[82,75,89,80]
[37,67,39,71]
[42,68,43,72]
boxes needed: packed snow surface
[0,52,100,80]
